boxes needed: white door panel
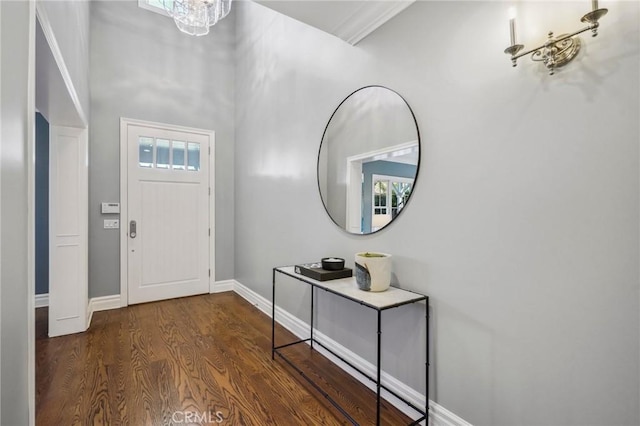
[125,121,211,305]
[49,126,88,337]
[139,182,200,284]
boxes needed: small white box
[101,202,120,214]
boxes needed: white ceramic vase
[354,252,392,292]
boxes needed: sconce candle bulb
[508,7,517,46]
[509,19,516,45]
[504,1,608,75]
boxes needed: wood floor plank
[36,292,414,425]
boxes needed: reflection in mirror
[318,86,420,234]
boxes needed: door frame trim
[119,117,215,307]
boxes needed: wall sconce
[504,1,608,75]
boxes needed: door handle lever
[130,220,137,238]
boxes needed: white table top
[275,265,427,310]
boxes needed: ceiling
[254,0,416,45]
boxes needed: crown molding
[331,1,415,45]
[255,0,416,46]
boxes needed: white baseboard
[231,280,471,426]
[429,403,473,426]
[87,294,122,327]
[35,293,49,308]
[232,280,273,316]
[211,279,235,294]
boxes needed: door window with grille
[372,174,413,220]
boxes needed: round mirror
[317,86,420,234]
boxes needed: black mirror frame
[316,85,422,235]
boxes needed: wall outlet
[104,219,119,229]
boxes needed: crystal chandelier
[164,0,232,36]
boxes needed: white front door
[125,121,211,305]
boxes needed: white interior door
[126,122,211,305]
[49,125,88,337]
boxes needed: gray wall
[89,0,235,298]
[235,1,639,425]
[1,1,32,424]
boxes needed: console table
[272,265,429,425]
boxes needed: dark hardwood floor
[36,292,412,425]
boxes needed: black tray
[294,262,353,281]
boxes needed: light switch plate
[104,219,120,229]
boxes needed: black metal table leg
[376,309,382,426]
[272,268,276,360]
[311,286,314,349]
[425,300,429,421]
